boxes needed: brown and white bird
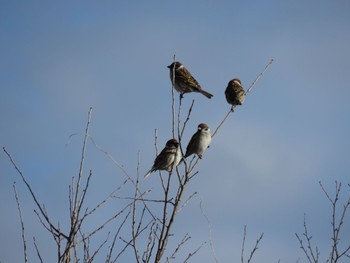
[184,123,212,159]
[167,61,213,99]
[144,139,181,178]
[225,78,245,111]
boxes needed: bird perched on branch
[167,61,213,99]
[144,139,181,178]
[225,78,245,111]
[184,123,212,159]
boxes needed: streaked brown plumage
[168,61,213,99]
[144,139,181,178]
[225,78,245,111]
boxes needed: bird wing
[177,67,201,90]
[145,148,175,178]
[154,147,177,170]
[185,131,199,157]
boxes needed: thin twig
[320,181,350,262]
[113,220,154,262]
[82,180,128,222]
[241,226,264,263]
[73,107,92,213]
[167,233,191,261]
[89,232,110,263]
[302,214,319,263]
[172,54,176,139]
[241,226,247,263]
[83,202,133,241]
[131,155,141,263]
[114,195,174,205]
[183,241,207,263]
[212,109,232,139]
[177,192,197,214]
[4,147,67,239]
[106,208,131,262]
[33,237,43,263]
[156,171,173,261]
[61,108,93,263]
[143,219,157,262]
[179,99,195,156]
[89,136,130,181]
[13,182,28,263]
[77,169,93,222]
[245,59,274,96]
[89,135,156,221]
[247,232,264,263]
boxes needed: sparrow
[167,61,213,99]
[225,78,245,111]
[144,139,181,178]
[184,123,212,159]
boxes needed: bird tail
[144,168,153,179]
[200,89,213,99]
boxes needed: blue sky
[1,1,350,262]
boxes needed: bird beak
[167,65,171,68]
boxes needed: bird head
[167,61,183,70]
[198,123,210,132]
[229,78,242,86]
[165,139,179,148]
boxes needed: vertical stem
[74,107,93,212]
[155,172,173,262]
[171,54,176,139]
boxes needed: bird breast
[197,132,211,154]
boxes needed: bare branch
[247,233,264,263]
[89,232,110,263]
[241,226,247,263]
[143,220,157,262]
[321,181,350,262]
[295,233,313,263]
[172,54,176,139]
[297,181,350,263]
[183,241,207,263]
[211,109,232,139]
[33,237,43,263]
[82,180,128,222]
[76,169,93,222]
[73,107,93,213]
[88,136,131,182]
[131,160,141,263]
[156,172,174,261]
[245,58,274,96]
[4,147,66,239]
[113,220,154,263]
[83,202,133,241]
[241,226,264,263]
[178,99,195,156]
[13,182,28,263]
[89,135,156,222]
[177,192,197,214]
[167,233,191,261]
[106,208,131,262]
